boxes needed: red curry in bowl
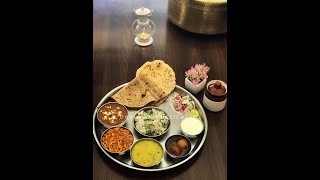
[97,102,128,127]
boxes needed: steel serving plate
[93,84,208,171]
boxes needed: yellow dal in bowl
[130,139,164,167]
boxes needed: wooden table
[93,0,227,179]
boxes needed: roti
[112,60,176,108]
[111,77,156,108]
[136,60,176,97]
[154,96,168,106]
[137,72,165,101]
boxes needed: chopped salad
[171,93,195,115]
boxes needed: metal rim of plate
[93,84,208,172]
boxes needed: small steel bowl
[100,126,134,155]
[130,138,164,167]
[133,106,171,138]
[96,102,129,128]
[165,135,192,158]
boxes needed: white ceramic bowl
[185,77,207,94]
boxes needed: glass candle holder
[132,7,156,46]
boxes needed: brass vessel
[167,0,227,35]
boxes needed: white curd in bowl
[180,117,204,138]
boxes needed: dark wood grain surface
[93,0,227,179]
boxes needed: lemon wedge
[190,109,199,118]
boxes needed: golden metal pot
[167,0,227,35]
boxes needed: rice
[134,108,170,136]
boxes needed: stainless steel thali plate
[93,84,208,171]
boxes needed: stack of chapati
[112,60,176,108]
